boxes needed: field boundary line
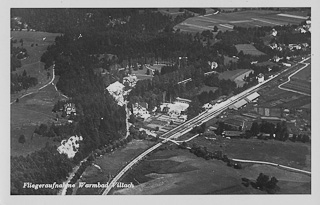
[278,62,311,96]
[231,158,311,175]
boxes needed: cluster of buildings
[123,74,138,87]
[159,98,190,122]
[229,92,260,110]
[132,102,150,120]
[296,17,311,33]
[57,135,83,158]
[64,103,77,116]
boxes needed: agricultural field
[235,44,265,56]
[292,64,311,82]
[11,78,66,156]
[192,137,310,171]
[278,64,311,95]
[111,140,310,195]
[174,9,308,34]
[282,80,311,95]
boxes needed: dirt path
[11,66,56,104]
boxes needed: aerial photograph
[10,7,312,196]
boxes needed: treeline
[11,71,38,94]
[11,145,74,195]
[242,173,280,194]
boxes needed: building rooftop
[245,92,260,102]
[229,99,247,110]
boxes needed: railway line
[102,56,310,195]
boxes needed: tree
[22,70,27,77]
[18,135,26,144]
[256,173,269,190]
[250,122,260,136]
[213,25,218,32]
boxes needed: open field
[235,44,265,56]
[279,63,311,95]
[11,31,61,101]
[11,76,65,156]
[219,69,253,87]
[292,64,311,81]
[174,10,307,34]
[75,140,155,195]
[111,143,310,194]
[192,137,310,171]
[282,80,311,95]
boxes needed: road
[232,158,311,175]
[10,65,56,104]
[278,60,311,96]
[102,57,311,195]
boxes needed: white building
[132,102,150,120]
[123,74,138,87]
[271,28,277,37]
[57,135,83,158]
[107,81,126,106]
[257,73,265,83]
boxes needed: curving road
[278,59,311,96]
[11,65,56,104]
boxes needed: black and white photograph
[2,0,320,204]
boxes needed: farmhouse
[256,73,265,83]
[64,103,76,116]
